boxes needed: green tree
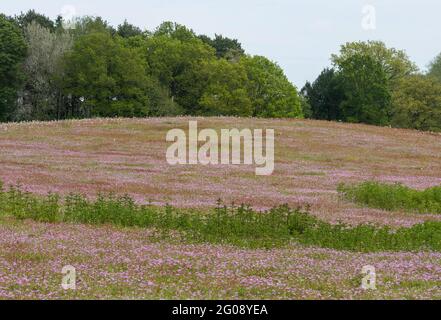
[301,68,345,120]
[299,93,313,119]
[337,53,391,125]
[144,79,183,116]
[15,10,55,31]
[199,59,252,116]
[428,53,441,83]
[62,32,154,117]
[0,15,27,121]
[391,75,441,131]
[1,15,320,121]
[71,16,116,37]
[117,20,143,38]
[199,34,244,60]
[241,55,302,118]
[332,41,417,84]
[331,41,415,125]
[144,25,216,113]
[154,21,195,42]
[15,22,73,120]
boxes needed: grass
[338,181,441,214]
[2,117,441,226]
[1,180,440,252]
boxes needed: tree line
[0,10,301,122]
[301,41,441,131]
[1,10,441,132]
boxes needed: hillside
[1,117,441,227]
[1,117,441,300]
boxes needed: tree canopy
[241,56,302,118]
[428,53,441,83]
[199,34,245,60]
[0,15,27,121]
[336,52,391,125]
[1,10,441,132]
[331,41,418,83]
[0,12,303,122]
[302,40,441,131]
[391,75,441,131]
[15,9,55,31]
[301,68,344,121]
[63,31,153,117]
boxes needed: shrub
[338,181,441,214]
[1,181,440,251]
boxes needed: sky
[1,0,440,88]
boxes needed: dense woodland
[1,10,441,131]
[302,42,441,131]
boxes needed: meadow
[1,117,441,299]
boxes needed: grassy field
[1,117,441,299]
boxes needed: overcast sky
[1,0,440,88]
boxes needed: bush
[1,181,440,251]
[338,181,441,214]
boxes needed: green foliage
[298,92,313,119]
[391,75,441,131]
[3,11,441,126]
[301,68,344,121]
[241,55,303,118]
[1,182,440,252]
[61,19,302,119]
[0,10,304,121]
[297,220,441,252]
[331,41,418,83]
[428,53,441,83]
[199,59,252,116]
[144,27,216,113]
[14,9,55,31]
[303,40,436,129]
[338,181,441,214]
[116,19,143,38]
[143,78,184,116]
[71,16,116,37]
[337,53,391,125]
[154,21,196,41]
[63,32,156,117]
[0,184,60,222]
[0,14,27,121]
[15,22,73,121]
[199,34,245,60]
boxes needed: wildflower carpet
[0,118,440,299]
